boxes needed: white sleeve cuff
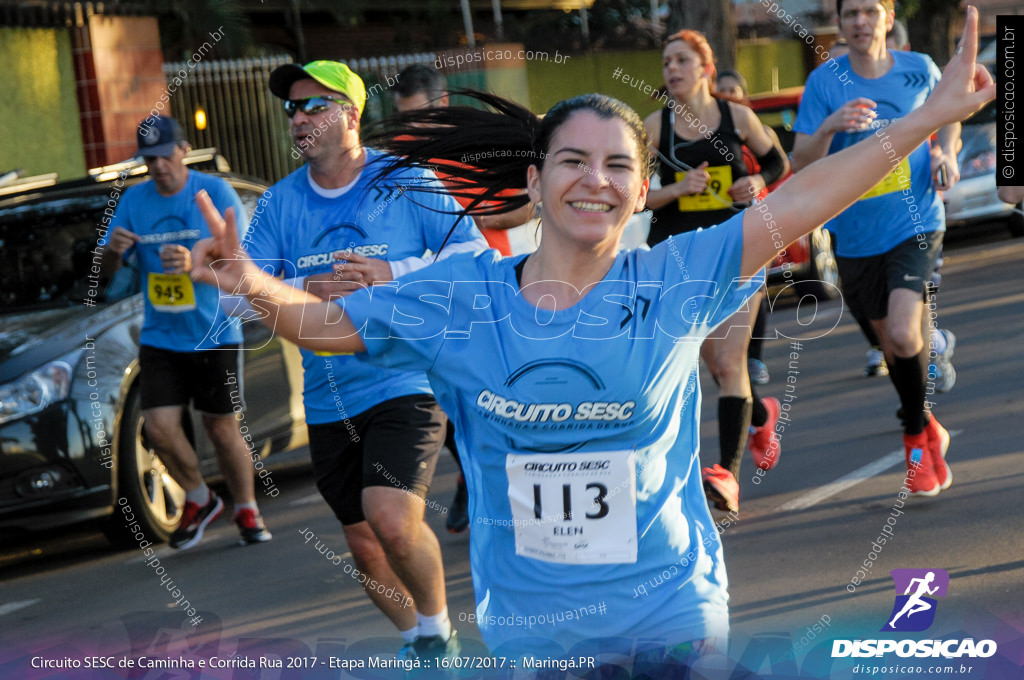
[388,237,489,278]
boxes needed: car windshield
[0,192,137,313]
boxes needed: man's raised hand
[191,190,252,292]
[922,6,995,130]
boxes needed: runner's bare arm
[729,104,787,201]
[100,226,140,275]
[790,98,877,172]
[190,190,367,354]
[998,185,1024,204]
[642,111,711,210]
[933,122,962,190]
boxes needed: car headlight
[959,150,996,180]
[0,361,73,425]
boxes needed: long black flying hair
[364,90,540,218]
[363,90,654,253]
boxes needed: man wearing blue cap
[244,60,485,659]
[101,115,271,549]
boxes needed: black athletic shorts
[307,394,447,526]
[836,232,943,321]
[139,344,244,415]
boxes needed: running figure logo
[882,568,950,632]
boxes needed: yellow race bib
[860,156,912,200]
[676,165,734,212]
[147,273,196,312]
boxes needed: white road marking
[777,430,962,511]
[0,599,41,617]
[291,493,325,506]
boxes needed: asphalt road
[1,223,1022,680]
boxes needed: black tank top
[648,99,749,245]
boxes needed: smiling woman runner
[190,10,991,672]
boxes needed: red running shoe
[169,491,224,550]
[702,464,739,513]
[903,433,940,497]
[925,415,952,490]
[749,397,782,470]
[234,507,273,545]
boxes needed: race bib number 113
[505,450,637,565]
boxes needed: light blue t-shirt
[244,149,482,423]
[793,52,944,257]
[103,171,245,351]
[342,213,762,656]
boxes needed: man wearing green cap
[245,60,486,659]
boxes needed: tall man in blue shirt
[101,116,271,549]
[244,61,485,657]
[791,0,960,496]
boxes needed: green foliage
[898,0,960,20]
[506,0,659,52]
[896,0,919,20]
[0,28,86,178]
[151,0,253,61]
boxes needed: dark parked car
[0,151,307,546]
[748,87,841,301]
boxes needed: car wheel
[1008,203,1024,238]
[102,390,186,547]
[795,227,841,301]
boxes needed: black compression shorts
[139,344,244,415]
[306,395,446,525]
[836,232,943,321]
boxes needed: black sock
[750,384,768,428]
[889,354,926,435]
[719,396,753,478]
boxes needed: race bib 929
[676,166,733,212]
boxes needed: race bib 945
[147,273,196,312]
[505,450,637,564]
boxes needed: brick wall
[72,16,166,168]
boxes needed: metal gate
[164,49,486,184]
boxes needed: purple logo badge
[882,568,949,632]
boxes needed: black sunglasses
[283,95,350,118]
